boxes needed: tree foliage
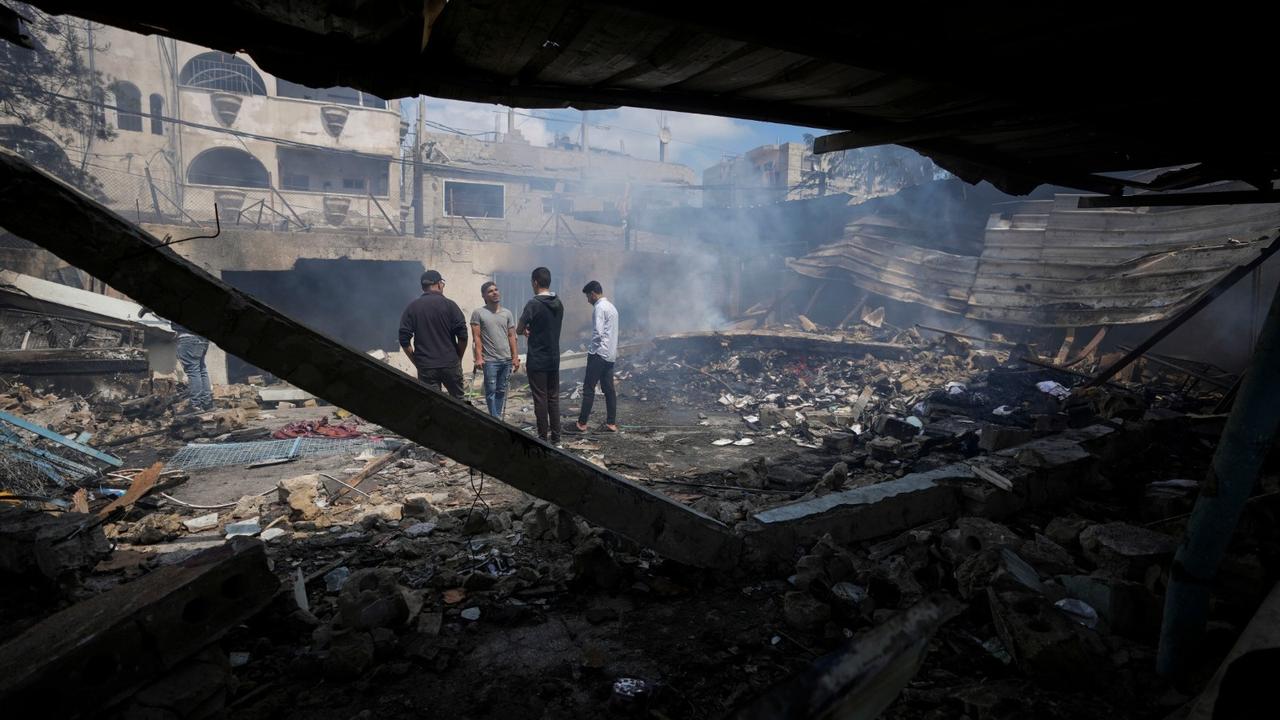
[0,3,112,191]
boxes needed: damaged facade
[2,2,1280,720]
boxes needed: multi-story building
[1,22,404,232]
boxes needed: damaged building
[2,2,1280,720]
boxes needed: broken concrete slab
[0,539,278,717]
[1079,522,1177,582]
[0,151,739,569]
[987,588,1107,686]
[338,569,410,630]
[1058,574,1161,640]
[743,465,967,559]
[278,474,325,520]
[734,595,962,719]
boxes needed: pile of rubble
[0,316,1275,718]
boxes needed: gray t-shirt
[469,305,515,362]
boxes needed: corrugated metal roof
[790,196,1280,327]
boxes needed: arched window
[186,147,271,188]
[111,81,142,132]
[149,94,164,135]
[179,52,267,95]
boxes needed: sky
[401,96,825,178]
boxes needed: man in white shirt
[574,280,619,432]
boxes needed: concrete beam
[0,151,740,569]
[0,539,278,717]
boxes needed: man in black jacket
[516,266,564,444]
[399,270,468,399]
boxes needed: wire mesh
[166,436,392,472]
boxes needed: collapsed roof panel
[790,193,1280,327]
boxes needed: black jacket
[519,293,564,372]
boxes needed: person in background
[516,266,564,444]
[574,280,619,432]
[398,270,468,399]
[470,280,520,418]
[140,309,212,412]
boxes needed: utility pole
[581,111,588,155]
[413,96,425,238]
[507,107,515,135]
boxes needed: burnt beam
[0,150,740,569]
[0,539,278,717]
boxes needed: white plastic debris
[182,513,219,533]
[850,423,864,435]
[1054,598,1099,628]
[1036,380,1071,399]
[712,438,734,446]
[718,394,734,406]
[733,438,755,446]
[794,411,807,424]
[744,415,760,424]
[460,607,481,621]
[260,527,287,542]
[945,381,967,396]
[992,405,1014,416]
[905,416,924,431]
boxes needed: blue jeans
[482,360,512,418]
[176,335,212,410]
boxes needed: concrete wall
[0,23,402,233]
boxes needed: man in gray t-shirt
[470,281,520,418]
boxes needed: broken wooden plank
[98,462,163,518]
[0,539,278,717]
[1065,327,1107,367]
[0,507,111,582]
[1054,327,1075,365]
[334,445,410,500]
[0,150,740,569]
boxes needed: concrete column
[205,343,229,385]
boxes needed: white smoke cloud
[402,97,758,174]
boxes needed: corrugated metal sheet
[788,218,976,314]
[790,195,1280,327]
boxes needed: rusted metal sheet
[790,194,1280,327]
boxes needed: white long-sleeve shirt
[588,297,618,362]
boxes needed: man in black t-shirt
[399,270,468,399]
[516,266,564,444]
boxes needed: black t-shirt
[399,292,466,369]
[519,293,564,372]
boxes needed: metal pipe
[1157,281,1280,675]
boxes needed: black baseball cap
[421,270,444,285]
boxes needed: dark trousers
[527,369,561,442]
[578,353,616,425]
[417,363,465,399]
